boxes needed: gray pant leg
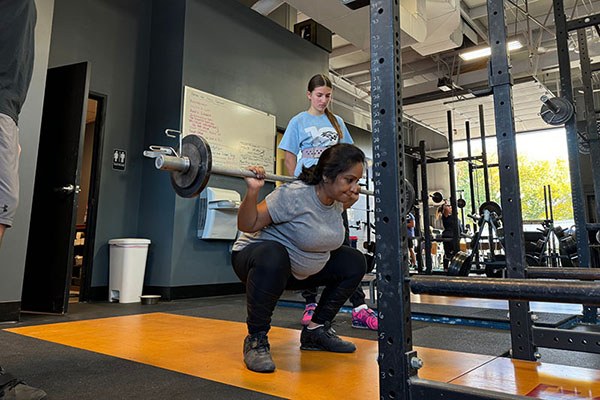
[0,114,19,228]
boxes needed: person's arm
[237,166,273,233]
[283,151,298,177]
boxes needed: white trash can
[108,238,151,303]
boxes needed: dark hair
[307,74,343,139]
[298,143,365,185]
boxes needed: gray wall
[2,0,330,306]
[0,0,54,304]
[47,0,153,288]
[140,0,329,288]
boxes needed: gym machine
[362,0,600,397]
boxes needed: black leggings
[301,272,368,307]
[442,232,456,269]
[302,209,369,307]
[232,241,366,335]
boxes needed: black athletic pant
[442,231,456,269]
[301,209,369,308]
[232,241,366,335]
[301,270,369,307]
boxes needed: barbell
[430,191,444,204]
[146,134,417,206]
[430,191,466,209]
[479,201,502,219]
[539,95,574,126]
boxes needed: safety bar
[410,276,600,305]
[526,267,600,280]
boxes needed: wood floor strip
[6,313,493,399]
[451,357,600,398]
[6,313,599,398]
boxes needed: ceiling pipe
[460,6,489,44]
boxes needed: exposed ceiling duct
[410,0,463,56]
[245,0,600,141]
[281,0,464,53]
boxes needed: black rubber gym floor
[1,294,598,399]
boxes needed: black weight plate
[534,238,545,253]
[539,97,574,126]
[404,179,416,208]
[479,201,502,219]
[448,251,471,276]
[457,198,466,209]
[525,253,542,267]
[597,230,600,245]
[430,191,444,204]
[553,226,566,239]
[559,236,577,255]
[170,134,212,198]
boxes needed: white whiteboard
[182,86,276,174]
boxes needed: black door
[21,62,90,313]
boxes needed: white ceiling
[403,79,555,139]
[244,0,600,144]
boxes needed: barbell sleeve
[155,154,375,196]
[155,154,190,172]
[540,95,560,113]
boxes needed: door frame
[79,91,107,302]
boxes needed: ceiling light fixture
[459,40,523,61]
[437,76,461,92]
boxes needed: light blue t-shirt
[407,212,415,238]
[279,111,353,176]
[232,181,345,280]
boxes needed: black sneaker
[0,368,47,400]
[243,332,276,373]
[300,322,357,353]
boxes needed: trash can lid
[108,238,151,246]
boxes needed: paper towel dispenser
[198,187,241,240]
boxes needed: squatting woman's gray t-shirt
[232,181,345,280]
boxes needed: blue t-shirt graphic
[279,111,353,176]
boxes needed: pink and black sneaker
[351,307,378,330]
[301,303,317,326]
